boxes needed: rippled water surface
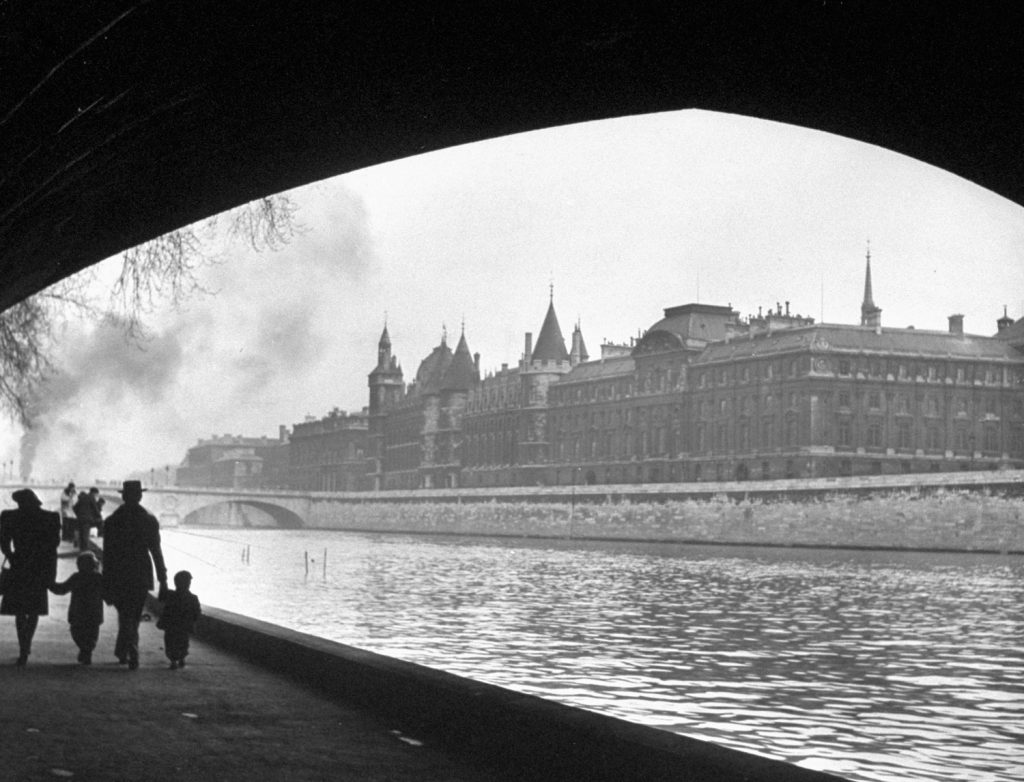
[162,528,1024,782]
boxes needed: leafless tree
[0,194,302,423]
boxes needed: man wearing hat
[101,480,167,669]
[1,489,61,665]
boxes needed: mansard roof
[698,323,1024,364]
[440,333,480,391]
[634,303,738,355]
[532,299,570,362]
[557,354,635,385]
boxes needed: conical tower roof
[532,298,569,362]
[440,332,479,391]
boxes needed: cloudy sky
[5,109,1024,484]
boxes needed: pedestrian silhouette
[101,481,167,670]
[1,489,61,665]
[157,570,201,669]
[50,551,105,664]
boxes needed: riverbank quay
[33,541,849,781]
[9,470,1024,553]
[185,470,1024,554]
[0,547,514,782]
[174,601,848,782]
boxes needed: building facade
[177,431,291,490]
[360,257,1024,490]
[289,408,369,492]
[371,327,481,490]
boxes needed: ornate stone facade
[369,260,1024,490]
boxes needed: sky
[4,108,1024,484]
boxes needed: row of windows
[291,446,364,464]
[544,371,1023,417]
[534,420,1019,461]
[696,359,1019,387]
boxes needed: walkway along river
[159,527,1024,782]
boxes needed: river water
[160,528,1024,782]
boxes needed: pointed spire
[532,293,570,362]
[862,241,875,308]
[570,319,589,366]
[860,242,882,328]
[441,329,479,391]
[376,319,392,369]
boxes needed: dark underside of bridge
[2,3,1023,310]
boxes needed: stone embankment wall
[303,487,1024,553]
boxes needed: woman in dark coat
[1,489,61,665]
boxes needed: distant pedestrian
[102,480,167,670]
[157,570,201,669]
[60,482,77,542]
[72,488,104,549]
[49,551,105,664]
[0,489,61,666]
[91,488,106,537]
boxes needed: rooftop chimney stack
[948,313,964,336]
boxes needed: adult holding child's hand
[102,480,167,670]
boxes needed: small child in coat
[49,551,105,664]
[157,570,201,669]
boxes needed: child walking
[49,551,105,664]
[157,570,201,669]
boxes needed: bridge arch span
[182,500,304,529]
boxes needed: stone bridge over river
[7,471,1024,552]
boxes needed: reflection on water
[162,529,1024,782]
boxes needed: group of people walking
[0,481,201,669]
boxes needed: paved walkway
[0,545,511,781]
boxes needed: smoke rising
[15,182,378,482]
[19,317,184,481]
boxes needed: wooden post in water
[304,550,309,576]
[323,548,327,580]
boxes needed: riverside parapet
[203,471,1024,554]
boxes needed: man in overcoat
[102,480,167,669]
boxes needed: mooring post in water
[304,550,308,576]
[247,544,251,563]
[323,548,327,580]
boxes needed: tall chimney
[948,314,964,336]
[524,332,533,364]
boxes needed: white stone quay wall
[303,486,1024,554]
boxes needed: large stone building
[368,255,1024,489]
[177,431,291,489]
[289,408,369,492]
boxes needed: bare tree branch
[0,193,302,423]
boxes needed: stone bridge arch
[182,500,304,529]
